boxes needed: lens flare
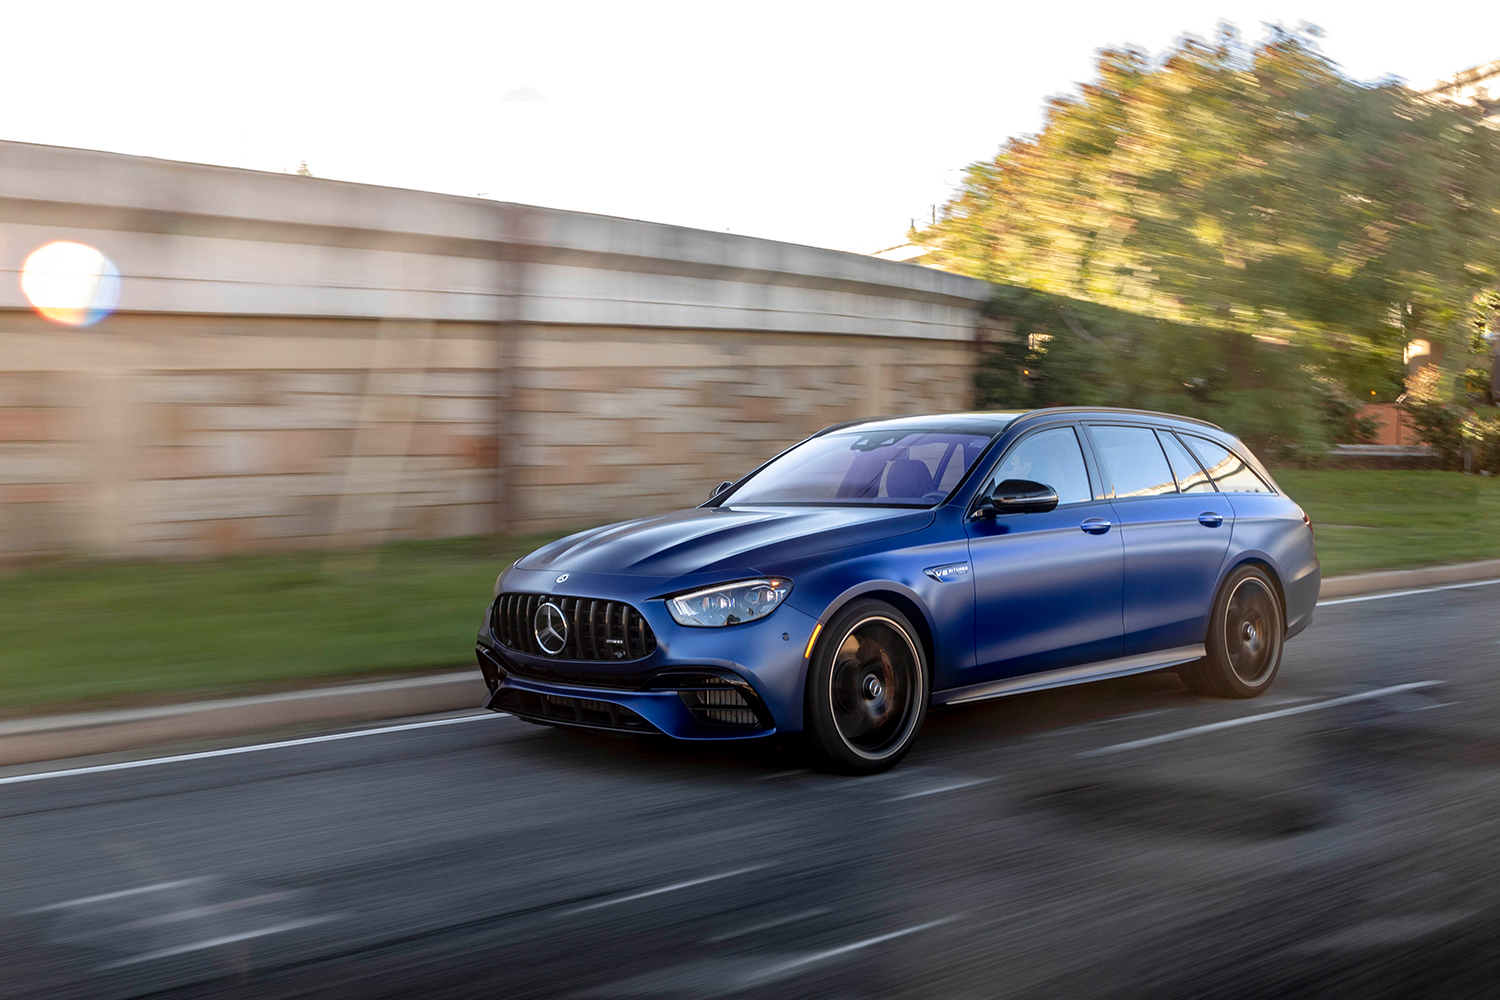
[20,241,121,326]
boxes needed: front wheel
[1180,565,1284,698]
[804,600,928,774]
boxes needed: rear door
[966,424,1124,681]
[1084,424,1233,656]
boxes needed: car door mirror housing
[979,479,1059,517]
[710,481,733,499]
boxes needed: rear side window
[982,426,1093,506]
[1182,435,1273,493]
[1157,430,1216,493]
[1089,425,1178,499]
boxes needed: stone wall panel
[0,140,987,557]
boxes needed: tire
[1180,565,1284,698]
[803,599,929,774]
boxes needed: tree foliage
[976,285,1325,458]
[915,25,1500,418]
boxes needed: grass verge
[1272,469,1500,577]
[0,533,567,713]
[3,470,1498,713]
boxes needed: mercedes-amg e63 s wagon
[474,408,1320,773]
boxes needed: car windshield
[723,429,996,506]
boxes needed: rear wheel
[1180,565,1284,698]
[804,600,928,774]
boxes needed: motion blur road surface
[3,584,1499,999]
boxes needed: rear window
[1182,435,1273,493]
[1089,425,1178,499]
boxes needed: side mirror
[975,479,1059,517]
[710,481,733,499]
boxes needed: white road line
[746,916,959,984]
[97,916,336,969]
[1079,681,1444,756]
[567,864,770,915]
[704,907,832,943]
[1318,577,1500,607]
[0,713,509,787]
[124,892,297,931]
[25,878,210,914]
[888,777,992,801]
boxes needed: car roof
[816,407,1227,439]
[812,412,1028,437]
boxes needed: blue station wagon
[475,408,1320,773]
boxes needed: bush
[1462,408,1500,474]
[1404,399,1467,469]
[978,285,1330,457]
[1316,382,1380,445]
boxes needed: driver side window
[982,426,1093,506]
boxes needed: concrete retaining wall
[0,141,990,557]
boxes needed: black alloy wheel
[804,599,928,773]
[1180,565,1285,698]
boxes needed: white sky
[4,1,1497,254]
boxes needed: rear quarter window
[1181,434,1273,493]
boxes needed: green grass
[0,533,569,713]
[2,470,1498,713]
[1272,469,1500,577]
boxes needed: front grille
[493,593,657,661]
[493,688,656,732]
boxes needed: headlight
[667,578,793,628]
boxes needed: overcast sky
[4,1,1497,254]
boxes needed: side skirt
[932,645,1206,707]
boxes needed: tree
[915,25,1500,411]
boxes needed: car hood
[517,505,935,579]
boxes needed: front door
[966,425,1124,681]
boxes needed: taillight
[1300,507,1312,534]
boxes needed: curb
[0,672,486,767]
[6,557,1500,768]
[1316,557,1500,600]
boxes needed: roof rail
[1015,406,1225,432]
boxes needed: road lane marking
[1079,681,1444,756]
[25,878,210,913]
[745,916,959,984]
[888,777,992,801]
[122,892,297,931]
[704,907,832,943]
[1318,578,1500,607]
[0,713,510,787]
[566,864,771,915]
[97,916,337,968]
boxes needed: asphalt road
[3,583,1500,999]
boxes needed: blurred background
[3,3,1500,997]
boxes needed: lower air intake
[679,677,761,727]
[494,688,656,733]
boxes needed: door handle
[1198,512,1224,528]
[1080,517,1112,535]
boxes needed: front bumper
[474,576,821,740]
[478,645,778,739]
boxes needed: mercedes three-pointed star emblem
[533,602,569,655]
